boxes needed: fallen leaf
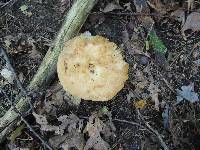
[171,9,185,23]
[102,1,123,13]
[19,5,28,12]
[176,83,199,103]
[27,38,42,61]
[61,132,85,150]
[148,83,160,111]
[0,68,14,84]
[182,10,200,34]
[49,135,68,148]
[83,113,111,150]
[162,104,171,129]
[33,113,82,135]
[147,0,179,14]
[18,72,25,84]
[134,99,147,109]
[58,114,83,133]
[4,39,12,47]
[49,131,85,150]
[126,91,136,102]
[122,29,144,55]
[60,0,71,13]
[124,2,133,12]
[101,106,109,114]
[187,0,195,11]
[193,59,200,66]
[134,0,149,13]
[32,112,60,133]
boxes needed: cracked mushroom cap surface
[57,35,129,101]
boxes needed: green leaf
[20,5,28,12]
[149,31,167,54]
[101,106,108,114]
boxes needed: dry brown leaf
[122,29,144,55]
[182,10,200,34]
[187,0,195,11]
[171,9,185,23]
[83,113,111,150]
[61,131,85,150]
[49,135,68,148]
[134,0,150,13]
[28,38,42,61]
[124,2,133,12]
[102,1,122,13]
[32,112,60,133]
[148,83,160,111]
[49,132,85,150]
[139,15,154,32]
[134,99,147,109]
[147,0,179,14]
[33,113,82,135]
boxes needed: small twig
[137,109,169,150]
[185,41,200,61]
[169,51,183,68]
[0,0,18,9]
[92,11,162,17]
[0,88,53,150]
[113,118,153,134]
[158,72,176,94]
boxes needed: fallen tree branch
[0,0,97,142]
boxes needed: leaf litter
[33,108,115,150]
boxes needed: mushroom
[57,34,129,101]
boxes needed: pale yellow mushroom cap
[57,35,129,101]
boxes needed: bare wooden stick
[0,0,97,142]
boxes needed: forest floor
[0,0,200,149]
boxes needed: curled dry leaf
[193,59,200,66]
[171,9,185,24]
[147,0,179,14]
[102,1,122,13]
[49,131,85,150]
[182,10,200,34]
[27,38,42,61]
[61,131,85,150]
[33,113,83,135]
[0,68,14,84]
[176,83,199,104]
[134,0,150,13]
[33,112,60,133]
[134,99,147,109]
[83,113,113,150]
[122,29,144,55]
[148,83,160,111]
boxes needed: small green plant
[149,31,167,54]
[20,4,32,17]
